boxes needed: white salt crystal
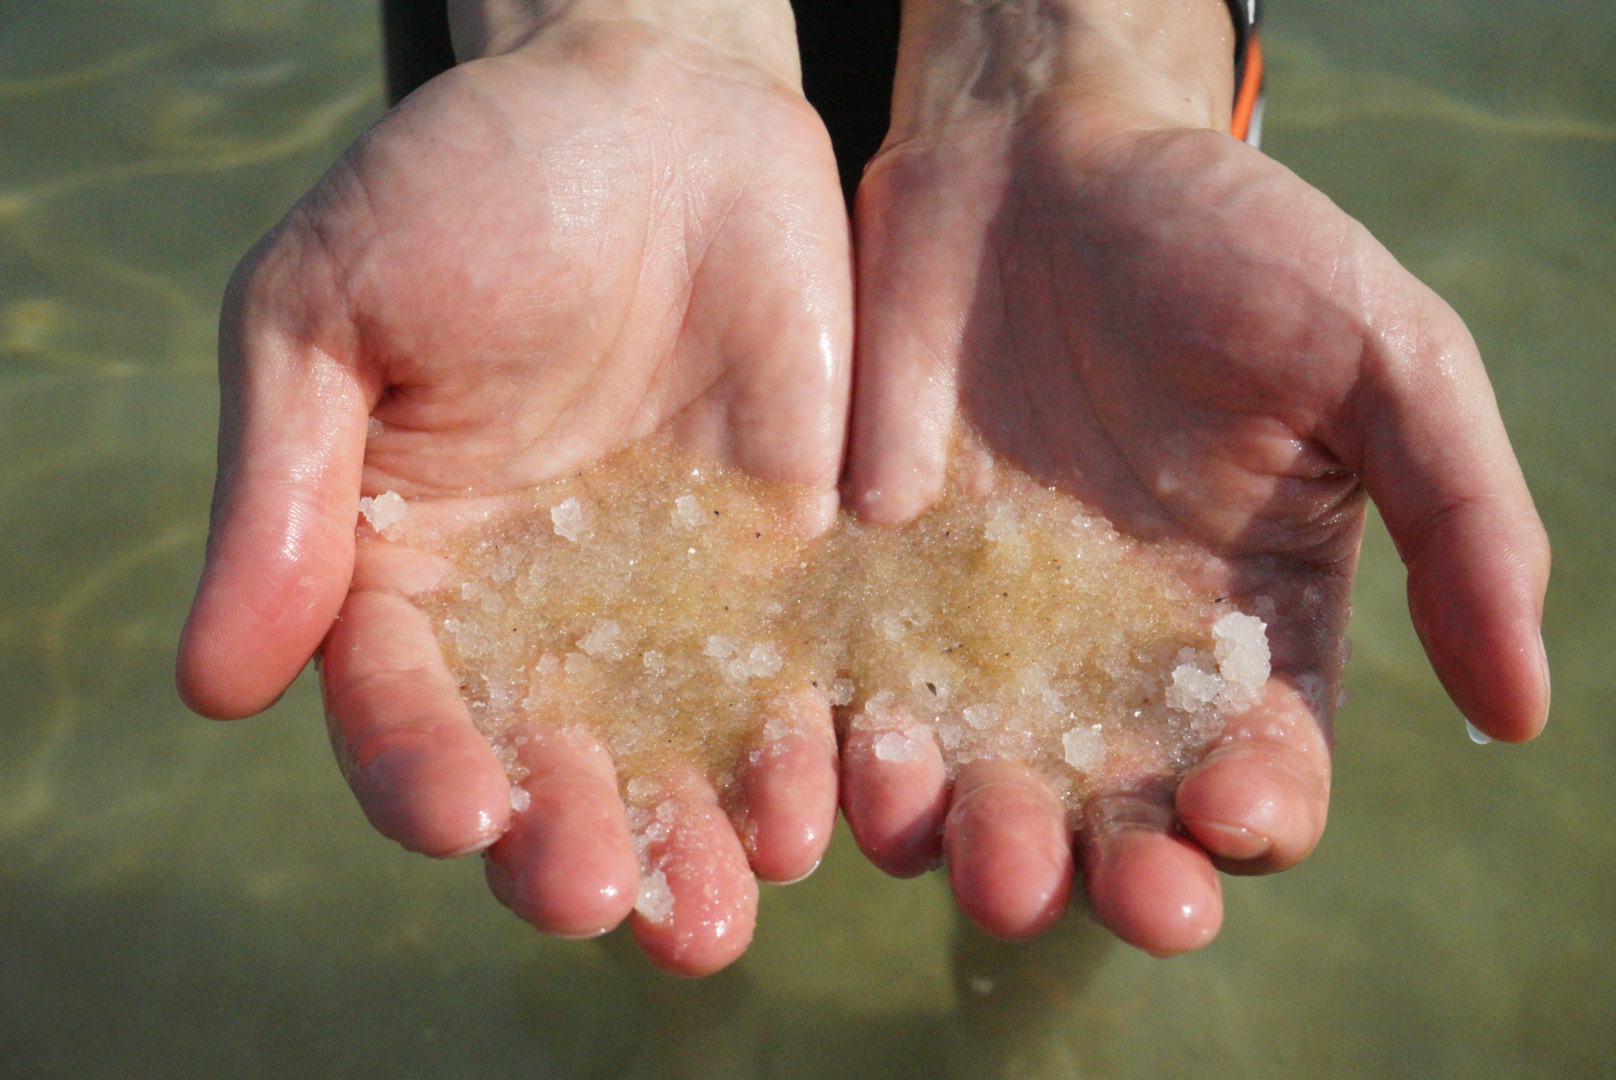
[829,679,855,706]
[743,642,782,679]
[963,704,998,730]
[488,681,520,714]
[1166,660,1224,712]
[722,643,781,681]
[874,611,906,641]
[578,619,626,662]
[366,416,385,438]
[704,635,735,659]
[873,730,930,763]
[1212,611,1271,710]
[1061,725,1106,772]
[635,870,675,924]
[551,497,586,541]
[509,787,532,813]
[358,490,406,534]
[490,549,521,583]
[762,714,799,743]
[673,494,706,529]
[642,650,667,676]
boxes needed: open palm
[177,26,851,976]
[846,112,1550,954]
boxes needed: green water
[1,1,1611,1076]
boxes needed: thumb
[1355,288,1550,742]
[177,249,370,719]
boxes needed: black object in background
[378,0,900,204]
[792,0,900,199]
[381,0,458,107]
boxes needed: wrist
[448,0,801,88]
[886,0,1234,143]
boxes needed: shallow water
[1,1,1611,1076]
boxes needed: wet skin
[178,0,1550,970]
[178,21,851,976]
[844,97,1550,954]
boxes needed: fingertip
[740,716,838,884]
[1469,628,1551,744]
[840,722,949,877]
[1082,805,1222,957]
[348,726,511,857]
[487,729,639,939]
[1176,741,1327,875]
[628,778,758,977]
[944,760,1072,940]
[175,599,313,720]
[1413,564,1550,743]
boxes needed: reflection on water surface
[1,1,1612,1076]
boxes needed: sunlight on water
[0,0,1611,1075]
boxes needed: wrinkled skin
[177,25,852,976]
[843,105,1551,954]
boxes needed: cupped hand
[177,19,851,975]
[845,104,1549,954]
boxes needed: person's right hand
[176,0,852,976]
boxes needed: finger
[1175,681,1331,874]
[1081,792,1223,957]
[943,759,1073,940]
[845,145,990,525]
[629,772,759,977]
[321,551,511,858]
[483,725,640,939]
[839,713,949,877]
[657,106,851,530]
[737,693,839,884]
[178,245,370,719]
[1354,290,1551,742]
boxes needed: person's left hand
[842,0,1549,954]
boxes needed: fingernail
[772,857,822,886]
[1197,820,1272,861]
[1464,719,1492,745]
[1538,631,1552,725]
[443,810,504,856]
